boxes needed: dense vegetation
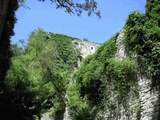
[68,33,139,119]
[66,0,160,119]
[0,1,100,119]
[124,0,160,88]
[5,29,80,120]
[2,1,160,120]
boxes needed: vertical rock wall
[72,39,99,59]
[63,107,71,120]
[96,31,140,120]
[96,30,160,120]
[41,31,160,120]
[138,75,160,120]
[115,31,126,60]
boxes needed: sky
[11,0,146,44]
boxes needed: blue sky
[11,0,146,44]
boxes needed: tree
[2,29,80,120]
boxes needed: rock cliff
[95,30,160,120]
[41,29,160,120]
[72,38,100,59]
[41,1,160,119]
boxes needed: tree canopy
[5,29,80,120]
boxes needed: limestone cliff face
[95,31,139,120]
[117,31,160,120]
[41,114,54,120]
[138,75,160,120]
[96,30,160,120]
[72,38,100,59]
[41,31,160,120]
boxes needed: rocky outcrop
[96,31,139,120]
[115,31,126,60]
[63,107,71,120]
[138,75,160,120]
[41,30,160,120]
[96,30,160,120]
[41,114,54,120]
[72,39,99,59]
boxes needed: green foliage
[75,59,103,105]
[68,2,160,119]
[95,34,117,61]
[103,58,137,103]
[70,32,139,119]
[124,11,146,55]
[6,29,80,119]
[67,82,96,120]
[124,8,160,87]
[146,0,160,19]
[74,36,117,105]
[11,43,24,56]
[5,2,160,120]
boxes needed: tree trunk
[0,0,10,38]
[0,0,18,86]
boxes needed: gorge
[4,0,160,120]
